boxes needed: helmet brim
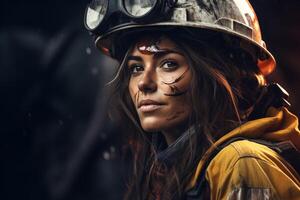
[95,22,276,75]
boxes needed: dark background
[1,0,300,200]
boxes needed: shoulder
[205,139,300,200]
[207,139,281,174]
[213,139,276,165]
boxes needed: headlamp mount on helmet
[84,0,178,35]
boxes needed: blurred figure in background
[1,1,124,199]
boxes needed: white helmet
[85,0,275,75]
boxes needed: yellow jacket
[188,107,300,200]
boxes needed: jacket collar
[156,126,196,167]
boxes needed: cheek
[128,79,139,105]
[165,96,192,130]
[140,95,192,132]
[160,68,192,96]
[167,94,192,120]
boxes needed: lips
[138,99,164,112]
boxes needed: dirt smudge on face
[162,68,190,96]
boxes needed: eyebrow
[127,55,143,62]
[127,49,184,62]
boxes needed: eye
[160,60,179,71]
[128,63,144,75]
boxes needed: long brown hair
[108,29,265,200]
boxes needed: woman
[84,0,300,199]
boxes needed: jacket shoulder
[207,140,280,171]
[205,139,300,200]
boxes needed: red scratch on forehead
[136,37,165,55]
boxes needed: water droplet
[91,67,99,75]
[110,146,116,153]
[86,47,92,55]
[103,151,110,160]
[58,120,64,126]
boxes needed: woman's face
[127,36,192,136]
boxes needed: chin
[140,118,165,132]
[140,117,183,133]
[141,123,161,132]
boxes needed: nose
[138,70,157,93]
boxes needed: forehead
[129,35,178,56]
